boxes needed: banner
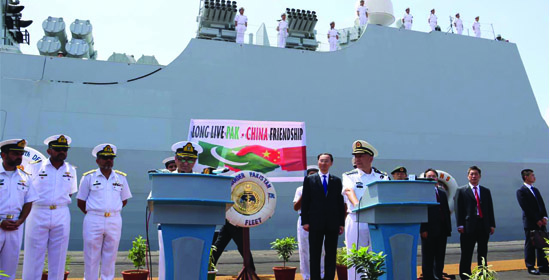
[188,119,306,182]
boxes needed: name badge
[356,182,364,189]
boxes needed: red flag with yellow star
[235,145,306,171]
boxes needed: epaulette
[114,170,127,176]
[17,166,31,175]
[83,169,96,176]
[372,167,389,179]
[344,169,358,175]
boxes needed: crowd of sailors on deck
[0,136,546,280]
[234,1,498,52]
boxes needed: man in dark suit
[455,166,495,280]
[516,169,549,275]
[421,169,452,280]
[301,153,346,280]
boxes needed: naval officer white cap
[162,157,175,165]
[92,143,117,157]
[352,140,378,157]
[0,139,27,152]
[44,134,72,148]
[171,141,203,158]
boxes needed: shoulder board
[17,166,31,175]
[83,169,96,176]
[372,167,387,175]
[114,170,127,176]
[29,159,42,164]
[344,170,358,175]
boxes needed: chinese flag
[236,145,306,171]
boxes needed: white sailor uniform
[328,29,339,51]
[294,186,325,280]
[455,18,463,34]
[429,14,437,31]
[357,5,368,26]
[342,168,389,280]
[235,14,248,44]
[23,159,77,280]
[77,169,132,280]
[0,165,38,280]
[473,21,481,38]
[277,20,288,48]
[403,13,413,30]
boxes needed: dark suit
[421,187,452,280]
[455,184,495,279]
[516,185,549,270]
[301,173,346,280]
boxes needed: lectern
[353,180,438,280]
[148,173,233,280]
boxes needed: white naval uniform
[342,168,389,280]
[473,21,481,38]
[277,20,288,48]
[23,159,77,280]
[429,14,437,31]
[328,29,339,51]
[234,14,248,44]
[403,13,413,30]
[357,6,368,26]
[0,165,38,280]
[77,169,132,280]
[454,18,463,34]
[294,186,325,280]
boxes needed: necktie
[436,188,444,221]
[322,175,328,195]
[473,186,483,218]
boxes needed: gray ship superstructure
[0,18,548,250]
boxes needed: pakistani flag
[198,141,280,173]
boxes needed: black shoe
[528,267,541,275]
[538,266,549,273]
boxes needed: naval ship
[0,0,548,251]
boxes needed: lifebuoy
[418,169,459,213]
[226,171,277,228]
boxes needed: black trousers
[309,226,338,280]
[524,228,549,269]
[421,234,448,280]
[212,220,255,271]
[459,218,490,280]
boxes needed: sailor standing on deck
[342,140,389,280]
[357,0,369,27]
[472,16,481,38]
[23,135,78,280]
[77,144,132,280]
[328,22,339,52]
[277,13,289,48]
[157,141,203,280]
[428,9,437,31]
[162,157,177,172]
[403,8,413,30]
[234,7,248,44]
[0,139,38,280]
[294,165,325,280]
[454,13,463,35]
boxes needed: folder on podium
[353,180,439,280]
[148,173,233,280]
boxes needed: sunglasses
[52,147,69,152]
[178,158,196,163]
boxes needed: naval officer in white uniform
[403,8,413,30]
[473,16,481,38]
[0,139,38,280]
[234,7,248,44]
[356,0,368,27]
[276,13,289,48]
[428,9,437,31]
[162,157,177,172]
[23,135,78,280]
[327,22,339,52]
[454,13,463,35]
[342,140,389,280]
[294,165,325,280]
[77,144,132,280]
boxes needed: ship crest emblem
[232,182,265,216]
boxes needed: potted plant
[463,257,497,280]
[270,237,298,280]
[41,255,71,280]
[208,245,218,280]
[336,247,348,280]
[122,235,150,280]
[343,244,386,280]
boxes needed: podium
[353,180,438,280]
[148,173,233,280]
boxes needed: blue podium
[353,180,438,280]
[148,173,233,280]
